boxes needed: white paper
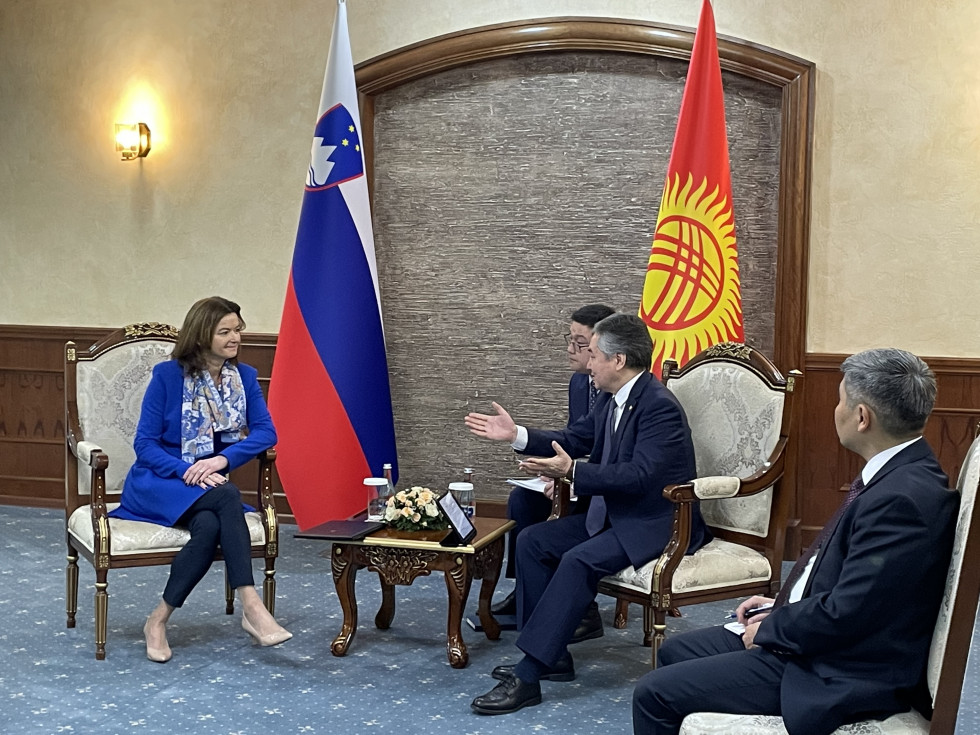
[506,477,550,493]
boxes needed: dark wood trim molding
[808,352,980,377]
[3,326,979,553]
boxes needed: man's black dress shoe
[491,655,574,682]
[471,675,542,715]
[569,600,604,644]
[490,590,517,616]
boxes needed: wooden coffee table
[328,516,514,668]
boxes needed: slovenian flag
[269,0,398,530]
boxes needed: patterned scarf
[180,362,247,463]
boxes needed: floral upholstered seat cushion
[679,710,930,735]
[68,503,266,555]
[604,538,771,594]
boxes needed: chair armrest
[76,441,108,469]
[255,448,279,555]
[735,436,788,496]
[549,477,572,520]
[691,476,741,499]
[66,434,110,508]
[256,448,277,507]
[662,436,790,504]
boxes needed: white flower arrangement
[383,486,450,532]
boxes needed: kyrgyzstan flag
[639,0,744,377]
[269,0,397,530]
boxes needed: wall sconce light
[114,122,151,160]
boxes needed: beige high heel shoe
[241,613,292,647]
[143,619,172,663]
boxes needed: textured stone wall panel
[371,52,780,500]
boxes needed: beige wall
[1,0,978,356]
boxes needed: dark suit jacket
[567,371,591,425]
[755,439,958,735]
[523,371,710,569]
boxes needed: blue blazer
[112,359,277,526]
[755,440,958,735]
[524,371,710,569]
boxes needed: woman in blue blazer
[112,296,290,662]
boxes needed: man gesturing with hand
[465,314,711,716]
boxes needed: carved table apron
[329,517,514,668]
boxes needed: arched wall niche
[352,17,814,498]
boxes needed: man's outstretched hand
[465,401,518,443]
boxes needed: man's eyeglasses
[564,334,591,352]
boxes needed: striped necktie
[585,400,617,535]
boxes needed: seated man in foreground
[632,348,959,735]
[465,314,712,715]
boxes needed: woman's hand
[183,456,230,488]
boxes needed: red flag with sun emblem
[639,0,744,377]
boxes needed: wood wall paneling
[0,327,298,519]
[797,354,980,549]
[4,328,978,552]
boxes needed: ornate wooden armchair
[64,322,279,660]
[573,342,800,666]
[679,431,980,735]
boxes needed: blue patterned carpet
[2,505,978,734]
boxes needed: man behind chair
[494,303,616,624]
[465,313,712,715]
[632,348,959,735]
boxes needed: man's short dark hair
[570,304,616,329]
[593,314,653,371]
[840,348,936,438]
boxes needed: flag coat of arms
[639,0,744,376]
[269,0,398,530]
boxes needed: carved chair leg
[614,598,629,629]
[225,574,234,615]
[650,607,668,669]
[642,604,654,647]
[94,573,108,661]
[262,561,276,616]
[66,549,78,629]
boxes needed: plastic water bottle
[382,463,395,501]
[364,477,388,520]
[448,482,475,519]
